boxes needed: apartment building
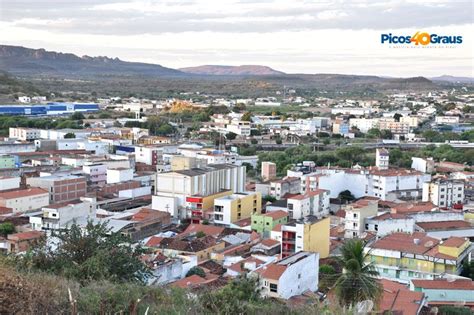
[0,155,16,169]
[255,251,318,300]
[153,164,246,219]
[9,127,41,141]
[422,179,464,208]
[376,148,390,170]
[435,116,459,125]
[107,167,134,184]
[213,191,262,226]
[274,215,330,259]
[410,279,474,306]
[366,233,472,283]
[377,119,410,135]
[286,189,330,219]
[226,120,251,136]
[27,174,87,204]
[186,190,233,224]
[344,197,379,238]
[0,188,49,213]
[400,116,419,128]
[411,157,435,173]
[270,177,300,200]
[82,163,107,186]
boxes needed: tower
[376,148,389,170]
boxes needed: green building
[0,155,16,169]
[251,210,288,236]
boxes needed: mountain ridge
[179,64,285,76]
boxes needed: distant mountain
[179,65,285,76]
[430,75,474,84]
[0,45,183,77]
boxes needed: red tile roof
[372,212,407,221]
[170,274,217,289]
[145,236,163,247]
[180,224,225,238]
[378,279,424,315]
[256,264,287,281]
[0,188,48,200]
[370,232,440,255]
[7,230,44,241]
[272,224,282,232]
[227,257,264,274]
[288,189,328,200]
[263,210,288,220]
[411,279,473,290]
[260,238,280,247]
[441,237,468,248]
[391,202,436,214]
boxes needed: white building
[331,107,372,116]
[411,157,435,173]
[18,96,31,103]
[107,168,134,184]
[270,177,300,200]
[349,118,376,133]
[254,251,318,300]
[83,163,107,186]
[435,116,459,125]
[226,120,251,136]
[152,164,246,219]
[0,188,49,213]
[422,180,465,208]
[344,197,379,238]
[9,128,41,141]
[0,177,21,191]
[30,198,96,231]
[286,189,330,219]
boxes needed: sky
[0,0,473,77]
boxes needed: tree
[333,239,382,306]
[0,222,15,236]
[319,264,336,292]
[226,132,237,140]
[338,190,355,202]
[64,132,76,139]
[366,128,381,139]
[16,221,149,284]
[241,112,252,121]
[262,195,276,204]
[380,129,393,140]
[196,231,206,238]
[186,266,206,278]
[71,112,85,120]
[460,260,474,280]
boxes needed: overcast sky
[0,0,472,77]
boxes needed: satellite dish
[356,300,374,314]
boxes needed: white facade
[0,189,50,213]
[107,168,134,184]
[349,118,376,133]
[226,120,251,136]
[9,128,41,141]
[286,190,330,220]
[411,157,435,173]
[83,163,107,185]
[0,177,20,191]
[422,180,464,208]
[344,199,378,238]
[376,148,390,170]
[435,116,459,125]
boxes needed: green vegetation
[185,266,206,278]
[0,115,83,136]
[438,306,473,315]
[124,116,176,136]
[422,130,474,143]
[0,222,15,237]
[389,145,473,168]
[318,264,336,292]
[338,190,356,202]
[460,260,474,280]
[64,132,76,138]
[13,221,149,284]
[333,239,382,306]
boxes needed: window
[270,283,278,292]
[353,213,358,219]
[440,195,445,199]
[458,194,462,197]
[383,268,389,273]
[288,204,293,210]
[253,221,257,224]
[375,225,378,231]
[298,274,301,279]
[266,222,269,225]
[365,224,369,230]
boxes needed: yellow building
[213,192,262,226]
[171,156,207,171]
[278,216,330,259]
[138,136,172,145]
[366,233,472,283]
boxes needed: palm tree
[333,239,382,306]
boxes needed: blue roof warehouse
[0,103,99,116]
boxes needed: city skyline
[0,0,472,77]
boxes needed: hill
[0,45,183,77]
[179,65,285,76]
[430,75,474,84]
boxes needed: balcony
[282,238,295,244]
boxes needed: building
[107,167,134,184]
[82,163,107,186]
[158,235,226,262]
[251,210,288,236]
[366,233,473,283]
[410,279,474,307]
[0,188,49,213]
[344,197,378,238]
[0,155,16,169]
[376,148,390,170]
[9,127,41,141]
[422,179,464,208]
[0,103,99,116]
[399,116,420,128]
[171,156,207,171]
[186,190,233,224]
[270,177,300,200]
[226,120,251,136]
[27,174,87,204]
[286,189,330,219]
[213,191,262,226]
[378,279,426,315]
[377,119,410,135]
[0,177,20,191]
[435,116,459,125]
[30,199,96,231]
[153,164,246,219]
[261,162,277,182]
[276,216,330,259]
[411,157,435,173]
[6,231,44,253]
[254,251,319,300]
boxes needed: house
[254,251,319,300]
[269,177,300,200]
[410,279,474,308]
[251,210,288,236]
[0,188,49,213]
[158,235,226,262]
[26,174,87,204]
[251,238,281,256]
[7,231,44,253]
[143,252,197,285]
[415,220,474,240]
[277,215,330,259]
[226,256,265,277]
[366,233,473,283]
